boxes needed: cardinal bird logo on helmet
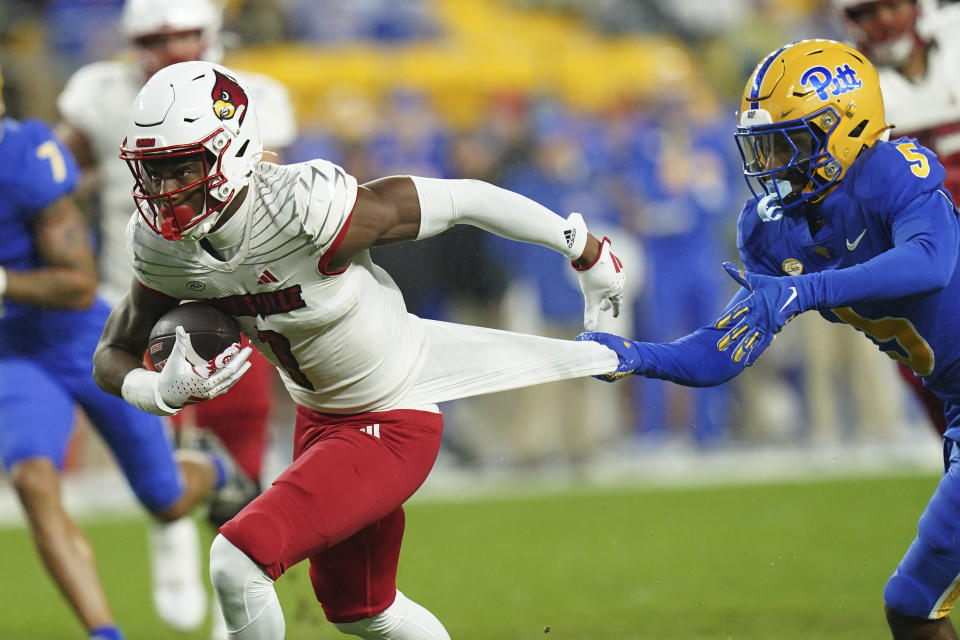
[211,70,247,124]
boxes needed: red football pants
[172,340,272,480]
[219,406,443,623]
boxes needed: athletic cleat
[149,517,207,631]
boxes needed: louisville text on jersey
[208,284,305,318]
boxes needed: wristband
[0,266,7,298]
[121,368,181,416]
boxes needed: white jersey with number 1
[128,160,617,413]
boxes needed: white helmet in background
[120,61,262,241]
[122,0,224,63]
[831,0,925,67]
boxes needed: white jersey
[129,159,429,412]
[128,160,618,413]
[877,13,960,197]
[57,59,296,306]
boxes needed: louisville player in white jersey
[55,0,296,633]
[835,0,960,437]
[93,61,623,640]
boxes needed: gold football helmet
[735,39,890,221]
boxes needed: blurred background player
[0,64,249,640]
[54,0,296,633]
[833,0,960,437]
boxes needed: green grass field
[0,472,941,639]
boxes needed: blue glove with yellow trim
[715,262,807,366]
[576,331,642,381]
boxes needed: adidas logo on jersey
[360,424,381,438]
[564,229,577,249]
[257,269,279,285]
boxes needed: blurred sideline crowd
[0,0,940,475]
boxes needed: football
[145,301,240,372]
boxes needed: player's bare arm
[54,120,103,202]
[328,176,609,327]
[3,196,96,309]
[54,120,95,171]
[333,176,602,271]
[93,282,179,396]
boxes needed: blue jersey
[738,138,960,424]
[631,137,960,437]
[0,117,112,366]
[0,117,181,510]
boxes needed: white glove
[122,326,252,416]
[573,235,624,331]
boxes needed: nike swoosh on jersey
[845,229,867,251]
[778,286,798,313]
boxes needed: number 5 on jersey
[896,142,931,179]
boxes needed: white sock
[209,534,285,639]
[333,591,450,640]
[149,518,207,631]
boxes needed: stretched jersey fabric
[631,138,960,434]
[129,160,617,413]
[57,60,297,306]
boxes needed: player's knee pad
[209,534,259,599]
[885,465,960,619]
[209,534,285,637]
[885,530,960,618]
[332,591,450,640]
[884,567,938,619]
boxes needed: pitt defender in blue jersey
[0,73,240,639]
[581,40,960,639]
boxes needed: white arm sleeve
[410,176,588,259]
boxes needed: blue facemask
[757,179,793,222]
